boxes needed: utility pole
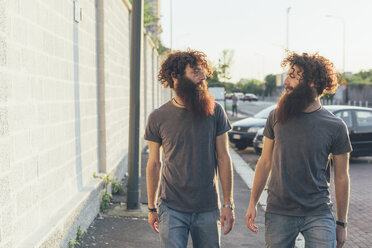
[170,0,173,51]
[286,7,291,51]
[127,0,143,210]
[326,15,347,102]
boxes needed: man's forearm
[250,158,272,206]
[218,158,233,204]
[146,161,161,208]
[334,174,350,222]
[333,153,350,222]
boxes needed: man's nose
[283,77,289,86]
[199,72,206,81]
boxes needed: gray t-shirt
[263,107,352,216]
[145,101,231,213]
[232,95,238,106]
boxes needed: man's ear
[309,82,315,88]
[171,72,178,84]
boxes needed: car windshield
[253,104,277,119]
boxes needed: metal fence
[320,99,371,108]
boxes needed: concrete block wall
[103,0,131,173]
[0,0,170,247]
[142,34,157,141]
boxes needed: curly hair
[281,52,339,96]
[158,49,213,88]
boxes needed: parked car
[252,105,372,157]
[228,104,276,150]
[253,127,264,154]
[244,93,258,102]
[235,92,245,101]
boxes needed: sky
[159,0,372,82]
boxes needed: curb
[229,147,267,210]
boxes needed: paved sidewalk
[330,157,372,248]
[80,148,265,247]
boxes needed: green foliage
[206,50,236,92]
[93,172,122,212]
[207,80,235,93]
[236,79,263,95]
[264,74,277,96]
[69,239,80,248]
[224,82,235,93]
[128,0,157,27]
[208,81,225,88]
[345,70,372,86]
[100,192,112,212]
[69,226,83,248]
[353,70,372,80]
[128,0,168,55]
[143,0,157,27]
[216,50,234,82]
[149,35,169,55]
[207,70,220,83]
[76,226,83,241]
[207,65,236,92]
[111,180,122,195]
[68,226,83,248]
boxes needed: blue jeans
[265,212,336,248]
[158,204,221,248]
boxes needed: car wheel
[235,143,247,150]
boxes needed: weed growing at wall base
[93,172,123,212]
[69,226,83,248]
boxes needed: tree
[128,0,157,27]
[345,70,372,86]
[217,50,234,82]
[264,74,277,96]
[235,79,262,95]
[206,50,235,92]
[207,70,235,92]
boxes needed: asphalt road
[225,99,276,116]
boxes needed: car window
[355,110,372,127]
[334,110,352,128]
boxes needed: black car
[253,105,372,157]
[253,127,265,154]
[228,104,276,150]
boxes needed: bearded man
[245,52,351,248]
[145,49,235,248]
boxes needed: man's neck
[172,94,186,108]
[304,98,321,113]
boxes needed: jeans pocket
[264,211,271,226]
[158,204,167,219]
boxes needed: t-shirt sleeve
[263,109,276,139]
[144,111,162,144]
[215,103,231,136]
[330,121,353,155]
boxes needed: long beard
[276,82,316,123]
[175,76,215,118]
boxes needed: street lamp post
[326,15,346,74]
[326,15,347,102]
[286,7,291,51]
[170,0,173,51]
[254,53,265,82]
